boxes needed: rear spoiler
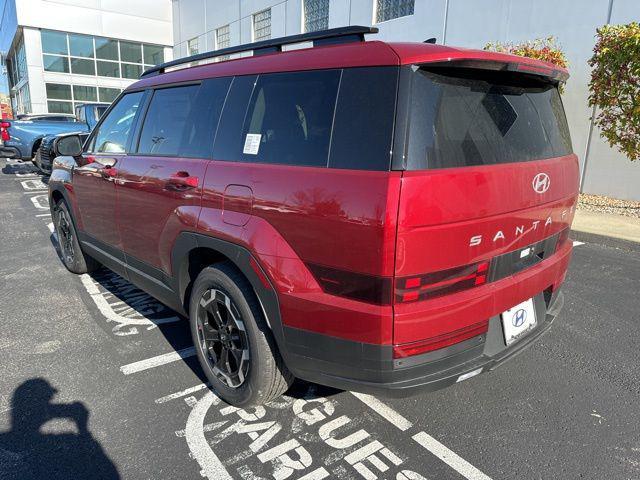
[421,59,569,83]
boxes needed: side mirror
[54,134,83,157]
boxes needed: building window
[188,37,199,56]
[253,9,271,41]
[45,82,122,113]
[216,25,230,50]
[375,0,414,23]
[40,30,164,80]
[304,0,330,32]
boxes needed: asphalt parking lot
[0,157,639,480]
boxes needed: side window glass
[89,92,144,153]
[240,70,340,167]
[212,75,258,160]
[137,85,200,156]
[179,77,232,158]
[329,67,398,170]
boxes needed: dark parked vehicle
[48,27,578,406]
[35,132,90,175]
[0,103,108,162]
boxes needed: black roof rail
[141,25,379,79]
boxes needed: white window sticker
[243,133,262,155]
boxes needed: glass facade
[216,25,230,50]
[253,9,271,41]
[41,29,165,80]
[45,82,122,113]
[188,37,199,56]
[304,0,330,32]
[375,0,415,22]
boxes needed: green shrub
[588,22,640,161]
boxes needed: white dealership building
[0,0,173,115]
[171,0,640,201]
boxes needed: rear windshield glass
[406,68,573,170]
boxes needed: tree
[588,22,640,162]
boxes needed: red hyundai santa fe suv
[48,27,578,406]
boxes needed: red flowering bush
[588,22,640,161]
[484,37,568,93]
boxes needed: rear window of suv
[406,67,573,170]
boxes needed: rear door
[393,66,579,342]
[116,78,231,284]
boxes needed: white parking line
[120,347,196,375]
[573,240,585,246]
[412,431,492,480]
[23,190,48,194]
[350,392,413,431]
[36,213,50,217]
[184,391,231,480]
[155,383,210,404]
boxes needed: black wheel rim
[196,288,249,388]
[56,208,75,265]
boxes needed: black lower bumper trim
[283,290,564,397]
[0,146,21,159]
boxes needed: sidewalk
[572,209,640,247]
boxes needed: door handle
[100,166,118,180]
[164,171,199,191]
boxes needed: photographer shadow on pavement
[0,378,120,479]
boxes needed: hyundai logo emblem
[512,309,527,327]
[532,173,550,194]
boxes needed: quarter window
[89,92,144,154]
[329,67,398,170]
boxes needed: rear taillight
[307,263,392,305]
[393,320,488,358]
[0,121,10,141]
[396,260,490,303]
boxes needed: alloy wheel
[56,208,75,265]
[196,288,250,388]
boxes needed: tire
[52,200,100,274]
[189,262,293,406]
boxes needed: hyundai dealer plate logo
[512,309,527,327]
[532,173,551,193]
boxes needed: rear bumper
[284,287,564,398]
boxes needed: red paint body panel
[196,161,401,344]
[116,155,207,272]
[396,155,579,276]
[73,155,121,248]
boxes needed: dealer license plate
[501,298,537,346]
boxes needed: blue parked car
[0,103,108,162]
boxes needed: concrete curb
[571,209,640,252]
[571,229,640,253]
